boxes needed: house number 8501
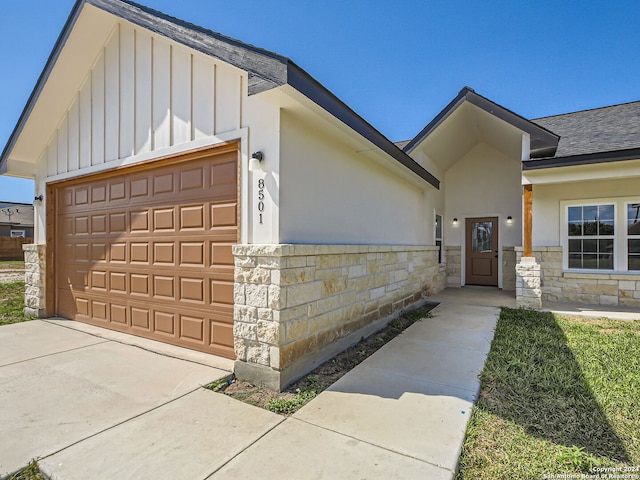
[257,179,265,224]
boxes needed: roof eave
[287,62,440,189]
[404,87,560,156]
[0,0,87,174]
[522,147,640,170]
[2,0,440,189]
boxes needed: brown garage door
[54,145,238,359]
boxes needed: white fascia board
[522,158,640,185]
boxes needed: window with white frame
[435,213,443,264]
[628,202,640,271]
[567,204,615,270]
[564,198,640,272]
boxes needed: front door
[465,217,499,286]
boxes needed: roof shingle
[533,101,640,158]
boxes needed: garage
[53,145,238,359]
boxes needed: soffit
[412,101,525,172]
[8,5,117,167]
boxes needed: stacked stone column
[23,244,46,318]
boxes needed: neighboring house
[1,0,638,389]
[0,202,34,238]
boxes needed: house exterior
[0,202,34,238]
[1,0,638,389]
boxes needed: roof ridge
[115,0,290,64]
[533,99,640,121]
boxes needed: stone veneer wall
[445,246,462,288]
[516,247,640,307]
[502,247,516,291]
[23,244,46,318]
[232,244,444,390]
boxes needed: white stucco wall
[278,110,433,245]
[533,177,640,246]
[444,142,522,248]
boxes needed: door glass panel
[471,222,493,253]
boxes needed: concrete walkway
[2,289,504,480]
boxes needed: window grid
[567,204,615,270]
[435,214,443,264]
[628,203,640,271]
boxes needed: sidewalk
[36,288,499,479]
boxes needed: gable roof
[403,87,560,158]
[0,0,439,189]
[523,101,640,170]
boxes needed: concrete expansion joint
[0,338,111,369]
[39,386,206,476]
[291,416,454,475]
[203,416,286,479]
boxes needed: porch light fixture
[506,216,513,224]
[249,151,264,172]
[34,195,43,203]
[452,218,458,225]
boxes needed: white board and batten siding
[43,22,244,179]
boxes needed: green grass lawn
[457,308,640,479]
[0,281,30,325]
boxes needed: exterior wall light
[249,151,264,172]
[506,216,513,224]
[452,217,458,225]
[34,195,44,203]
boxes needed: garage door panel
[130,177,149,198]
[153,311,176,337]
[91,184,107,204]
[153,275,175,300]
[56,147,238,358]
[179,205,205,230]
[210,203,237,227]
[210,320,234,355]
[91,270,108,291]
[91,214,107,234]
[179,314,205,343]
[211,243,234,265]
[74,187,89,206]
[180,166,205,192]
[153,242,175,266]
[92,300,108,321]
[180,242,205,266]
[110,272,127,293]
[131,306,151,331]
[153,208,175,231]
[110,243,127,262]
[91,243,107,262]
[75,216,90,235]
[211,280,234,305]
[109,212,127,233]
[111,304,128,325]
[130,274,150,296]
[109,181,126,201]
[130,242,150,263]
[179,277,205,303]
[130,210,149,232]
[153,172,175,195]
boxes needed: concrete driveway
[1,289,505,479]
[0,319,281,478]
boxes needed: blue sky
[1,0,639,203]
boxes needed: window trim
[435,212,443,265]
[561,197,640,274]
[626,201,640,271]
